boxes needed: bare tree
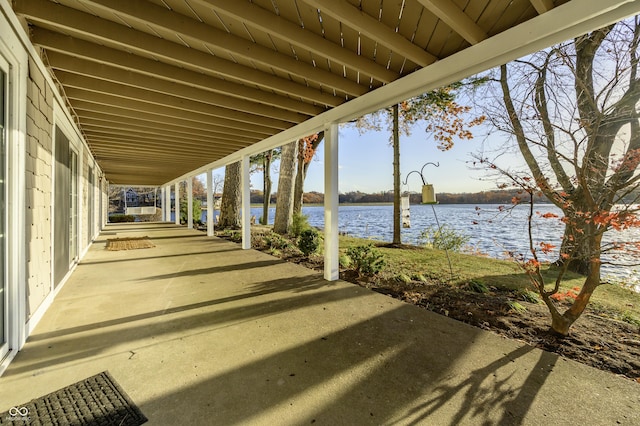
[476,17,640,335]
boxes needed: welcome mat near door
[106,236,155,251]
[0,371,147,425]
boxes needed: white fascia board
[156,0,638,186]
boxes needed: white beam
[17,0,341,106]
[241,156,251,250]
[416,0,488,45]
[165,0,640,187]
[530,0,556,14]
[324,123,339,281]
[303,0,437,67]
[33,28,326,116]
[174,182,180,225]
[187,178,193,229]
[193,0,397,83]
[206,170,214,237]
[79,0,366,97]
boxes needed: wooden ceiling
[10,0,592,185]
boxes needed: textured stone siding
[25,58,53,318]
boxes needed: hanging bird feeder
[421,183,436,204]
[403,162,439,204]
[401,194,411,228]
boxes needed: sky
[197,76,535,195]
[201,121,522,195]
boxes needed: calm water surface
[202,204,639,289]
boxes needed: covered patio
[1,222,638,424]
[1,0,640,423]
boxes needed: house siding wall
[82,150,89,248]
[24,58,53,318]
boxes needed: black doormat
[0,371,147,425]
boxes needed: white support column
[324,123,339,281]
[206,169,214,236]
[174,182,180,225]
[161,187,166,221]
[187,178,193,229]
[164,185,171,222]
[241,156,251,249]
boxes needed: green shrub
[180,199,202,225]
[339,254,352,268]
[264,232,293,250]
[619,311,640,327]
[507,301,527,314]
[465,280,489,293]
[290,212,311,237]
[518,289,541,304]
[412,273,428,283]
[298,229,320,256]
[227,230,242,243]
[109,214,135,223]
[396,273,412,284]
[419,224,470,252]
[345,244,386,276]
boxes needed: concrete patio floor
[1,222,638,425]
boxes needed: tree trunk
[261,150,272,225]
[392,104,401,245]
[293,133,324,216]
[218,161,241,228]
[293,140,306,216]
[556,222,591,275]
[551,256,601,336]
[274,141,298,234]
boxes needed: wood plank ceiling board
[76,114,262,144]
[374,0,402,73]
[10,0,630,185]
[72,107,271,140]
[483,0,537,36]
[80,127,251,151]
[395,0,429,75]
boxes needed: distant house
[125,188,138,206]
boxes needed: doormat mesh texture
[0,371,148,425]
[106,236,155,251]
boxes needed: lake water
[197,203,639,289]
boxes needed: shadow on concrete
[135,259,286,282]
[393,345,558,425]
[3,274,354,376]
[136,303,555,425]
[78,248,241,266]
[103,223,183,232]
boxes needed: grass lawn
[337,236,640,325]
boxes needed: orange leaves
[550,286,580,301]
[540,212,559,219]
[592,211,640,231]
[523,259,541,273]
[298,133,320,164]
[423,101,486,151]
[539,242,556,254]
